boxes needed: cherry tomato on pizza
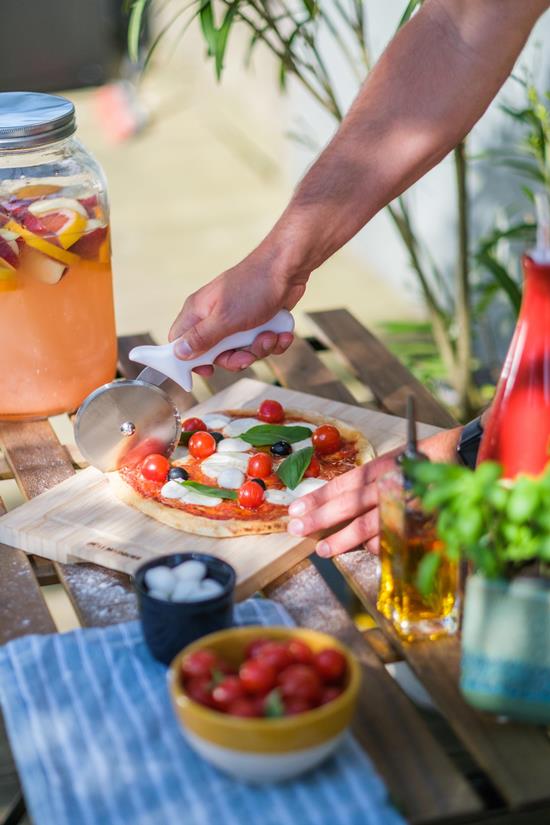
[258,399,284,423]
[303,455,320,478]
[141,454,170,483]
[182,417,206,432]
[312,425,341,456]
[238,480,265,509]
[188,431,217,459]
[247,452,273,479]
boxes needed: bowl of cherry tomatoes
[168,625,361,783]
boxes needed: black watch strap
[457,416,484,469]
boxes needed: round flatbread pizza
[109,400,375,537]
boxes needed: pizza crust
[109,408,375,538]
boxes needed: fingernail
[288,519,304,536]
[175,340,192,358]
[288,501,305,517]
[316,541,331,558]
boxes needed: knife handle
[129,310,295,392]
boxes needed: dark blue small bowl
[133,553,236,665]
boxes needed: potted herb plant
[407,459,550,724]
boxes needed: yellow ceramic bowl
[169,625,361,783]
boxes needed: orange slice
[6,219,80,266]
[28,197,87,249]
[15,183,61,199]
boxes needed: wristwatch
[456,416,484,469]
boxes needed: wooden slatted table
[1,309,549,825]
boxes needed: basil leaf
[264,688,285,718]
[181,481,237,500]
[179,431,195,446]
[241,424,311,446]
[277,447,314,490]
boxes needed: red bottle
[478,252,550,477]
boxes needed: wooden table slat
[266,560,482,822]
[268,336,359,405]
[335,550,550,810]
[308,309,457,427]
[0,497,56,643]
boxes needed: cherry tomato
[314,649,347,684]
[304,455,321,478]
[312,425,341,456]
[258,399,284,423]
[181,649,219,681]
[212,676,246,711]
[227,698,262,718]
[277,664,322,704]
[255,642,293,673]
[284,697,313,716]
[188,431,217,459]
[239,660,276,695]
[182,417,206,432]
[245,638,271,659]
[320,686,343,706]
[238,480,265,509]
[247,452,273,479]
[141,453,170,483]
[185,676,216,708]
[287,639,314,665]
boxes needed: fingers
[192,365,214,378]
[288,482,377,537]
[212,332,294,372]
[315,508,380,558]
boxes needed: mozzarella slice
[202,413,232,430]
[223,417,261,437]
[201,452,249,479]
[160,479,222,507]
[161,480,187,499]
[292,437,313,452]
[265,488,294,506]
[217,437,250,453]
[172,446,190,462]
[292,478,328,498]
[217,468,245,489]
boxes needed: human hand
[169,245,309,376]
[286,426,463,557]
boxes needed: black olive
[250,478,266,490]
[210,431,224,443]
[168,466,189,481]
[271,440,292,456]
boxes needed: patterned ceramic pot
[461,573,550,723]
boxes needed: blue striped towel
[0,598,403,825]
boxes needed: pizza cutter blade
[74,310,295,473]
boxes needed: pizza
[108,399,375,537]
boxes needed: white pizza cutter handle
[129,309,295,392]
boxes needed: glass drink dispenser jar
[0,92,117,419]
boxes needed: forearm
[265,0,549,277]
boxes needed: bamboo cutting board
[0,379,440,599]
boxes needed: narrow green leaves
[199,0,239,81]
[128,0,150,62]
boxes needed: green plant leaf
[214,3,239,80]
[181,481,237,500]
[241,425,312,446]
[397,0,422,29]
[128,0,150,62]
[416,552,441,597]
[476,250,522,316]
[277,447,314,490]
[264,688,285,718]
[199,1,217,57]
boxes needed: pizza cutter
[74,310,295,473]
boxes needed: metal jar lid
[0,92,76,150]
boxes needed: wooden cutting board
[0,379,440,599]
